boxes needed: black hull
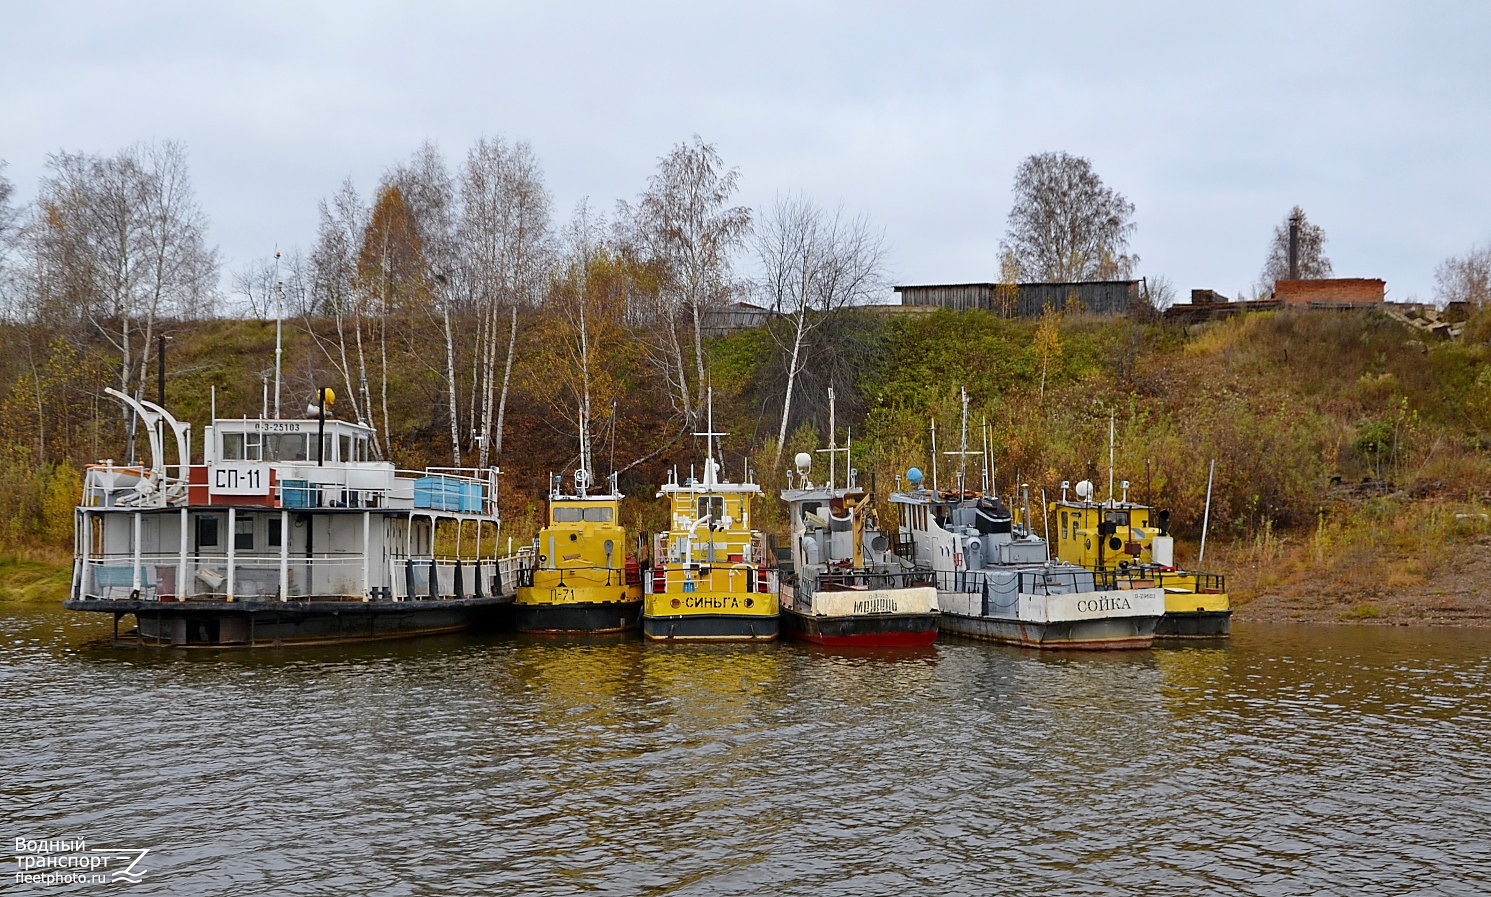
[63,596,512,647]
[1155,610,1232,638]
[642,613,779,642]
[512,600,642,634]
[781,609,938,647]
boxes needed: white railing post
[279,509,290,601]
[178,506,189,601]
[226,506,237,600]
[132,512,142,595]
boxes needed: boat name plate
[210,463,273,496]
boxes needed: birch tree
[755,194,885,465]
[0,161,19,319]
[28,142,216,453]
[1000,151,1136,282]
[458,137,551,469]
[387,142,462,465]
[629,136,751,424]
[357,184,427,459]
[308,179,371,435]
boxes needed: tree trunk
[773,312,807,467]
[493,305,518,457]
[444,300,461,467]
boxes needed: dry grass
[0,549,72,604]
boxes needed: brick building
[1273,278,1385,308]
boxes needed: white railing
[646,563,773,595]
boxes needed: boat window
[267,516,282,548]
[698,497,724,526]
[222,432,246,460]
[195,515,220,549]
[265,433,308,461]
[1104,511,1130,527]
[553,506,614,523]
[1061,511,1068,540]
[235,518,254,551]
[245,432,263,461]
[339,434,351,463]
[801,501,822,525]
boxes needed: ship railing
[651,532,762,568]
[922,568,1110,596]
[646,563,772,595]
[516,564,635,589]
[78,549,530,602]
[268,466,497,515]
[813,569,936,593]
[390,553,523,601]
[1108,568,1227,593]
[82,465,190,509]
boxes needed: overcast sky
[3,2,1487,306]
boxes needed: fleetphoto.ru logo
[13,838,150,886]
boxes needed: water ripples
[3,606,1490,895]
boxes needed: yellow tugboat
[513,459,643,634]
[1049,428,1230,637]
[643,398,777,641]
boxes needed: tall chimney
[1288,212,1300,280]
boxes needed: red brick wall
[1275,278,1385,307]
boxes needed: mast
[273,248,283,419]
[827,387,836,490]
[1108,413,1116,506]
[930,415,939,492]
[981,416,990,493]
[959,386,968,494]
[693,386,728,488]
[816,387,847,490]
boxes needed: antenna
[693,387,729,488]
[929,415,939,493]
[609,399,618,489]
[815,387,850,490]
[1108,413,1116,506]
[273,246,283,420]
[576,407,589,496]
[943,386,980,495]
[981,416,990,494]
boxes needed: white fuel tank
[1151,535,1174,567]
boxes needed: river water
[4,600,1489,896]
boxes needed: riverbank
[1219,497,1491,626]
[1230,540,1491,626]
[0,551,72,604]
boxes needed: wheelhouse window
[222,432,245,460]
[266,433,308,461]
[698,496,724,526]
[554,506,613,523]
